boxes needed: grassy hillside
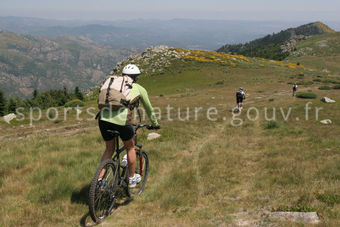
[0,31,136,98]
[217,22,335,60]
[287,32,340,74]
[0,47,339,226]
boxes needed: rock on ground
[320,119,332,125]
[270,212,320,224]
[147,132,161,141]
[3,113,16,124]
[321,97,336,103]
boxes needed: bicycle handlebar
[133,124,161,131]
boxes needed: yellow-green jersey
[100,83,158,126]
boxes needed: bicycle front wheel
[130,150,149,195]
[88,159,118,223]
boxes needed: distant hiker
[292,83,298,96]
[236,87,246,111]
[97,64,160,188]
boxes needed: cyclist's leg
[123,138,136,178]
[98,140,115,179]
[98,120,116,162]
[101,139,115,162]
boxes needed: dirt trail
[0,123,96,142]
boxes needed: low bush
[318,85,332,90]
[296,92,317,99]
[297,81,313,85]
[64,99,85,107]
[322,79,340,84]
[274,205,314,212]
[316,193,340,206]
[333,85,340,90]
[264,120,281,129]
[54,119,63,124]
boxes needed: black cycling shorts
[237,97,244,104]
[98,120,134,141]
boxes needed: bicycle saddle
[107,130,120,137]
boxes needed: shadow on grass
[73,183,133,226]
[71,184,90,205]
[112,197,133,210]
[79,198,133,227]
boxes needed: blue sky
[1,0,340,21]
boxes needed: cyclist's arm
[138,85,159,126]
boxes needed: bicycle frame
[111,126,145,179]
[89,123,152,223]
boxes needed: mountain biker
[292,83,298,96]
[98,64,160,188]
[236,87,246,111]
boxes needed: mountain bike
[88,124,155,223]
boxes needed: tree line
[0,86,84,116]
[217,29,293,60]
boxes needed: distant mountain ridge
[1,16,319,50]
[0,30,137,98]
[217,22,335,60]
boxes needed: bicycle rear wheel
[88,159,118,223]
[129,150,149,195]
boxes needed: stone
[270,212,320,224]
[3,113,16,124]
[321,97,335,103]
[112,45,185,76]
[320,119,332,125]
[147,132,161,141]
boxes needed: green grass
[1,45,340,226]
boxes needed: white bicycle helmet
[122,64,141,76]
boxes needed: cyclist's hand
[147,125,161,130]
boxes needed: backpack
[98,75,134,110]
[236,91,244,98]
